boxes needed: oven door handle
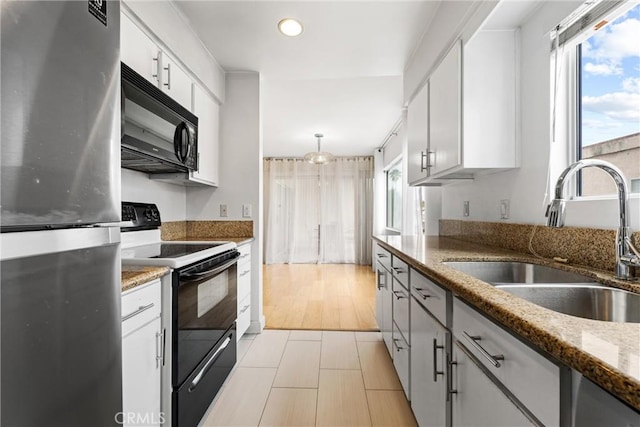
[188,336,232,393]
[181,257,239,282]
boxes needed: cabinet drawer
[238,244,251,267]
[237,267,251,301]
[392,322,410,400]
[453,297,560,427]
[122,279,161,337]
[237,294,251,340]
[392,278,410,342]
[375,246,392,272]
[410,268,448,326]
[391,256,409,289]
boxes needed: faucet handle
[624,236,640,258]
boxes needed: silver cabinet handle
[420,151,428,172]
[448,360,458,396]
[240,253,250,259]
[414,288,431,300]
[189,336,232,392]
[392,267,404,274]
[163,62,171,89]
[393,338,404,352]
[376,270,386,290]
[463,331,504,368]
[122,303,154,322]
[426,150,435,169]
[433,338,445,382]
[376,253,388,258]
[239,270,250,277]
[152,56,159,82]
[240,304,250,314]
[156,329,165,369]
[392,290,407,300]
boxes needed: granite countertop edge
[121,266,170,292]
[373,235,640,411]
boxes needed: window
[386,160,402,230]
[573,2,640,196]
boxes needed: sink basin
[444,261,640,323]
[443,261,596,285]
[495,284,640,323]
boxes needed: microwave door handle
[181,256,239,282]
[174,122,191,163]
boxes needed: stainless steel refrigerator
[1,1,122,425]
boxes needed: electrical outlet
[242,204,252,218]
[463,201,470,217]
[220,204,228,217]
[500,199,510,219]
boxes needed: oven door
[173,251,238,388]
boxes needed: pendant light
[304,133,335,165]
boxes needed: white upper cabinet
[409,30,519,185]
[429,40,462,178]
[121,12,193,113]
[160,54,193,112]
[407,82,429,185]
[121,13,160,85]
[191,84,220,186]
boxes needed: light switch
[242,204,252,218]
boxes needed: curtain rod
[377,115,404,152]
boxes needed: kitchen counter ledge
[121,265,170,292]
[374,235,640,411]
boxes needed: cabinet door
[452,343,534,427]
[160,54,193,111]
[408,82,429,184]
[411,297,448,427]
[429,40,461,176]
[122,318,162,427]
[191,84,220,186]
[382,274,393,356]
[121,13,160,86]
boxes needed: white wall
[121,169,187,221]
[186,72,265,332]
[439,0,640,231]
[122,0,225,103]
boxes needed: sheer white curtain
[264,157,374,265]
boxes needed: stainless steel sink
[444,261,640,323]
[443,261,597,285]
[495,284,640,323]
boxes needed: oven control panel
[121,202,161,231]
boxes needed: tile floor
[199,330,417,427]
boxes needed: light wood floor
[201,330,417,427]
[263,264,378,331]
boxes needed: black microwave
[121,62,198,173]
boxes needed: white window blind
[550,0,627,50]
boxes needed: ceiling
[177,1,441,157]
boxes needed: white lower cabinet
[375,249,394,355]
[393,322,411,399]
[236,243,252,339]
[451,342,534,427]
[121,279,163,427]
[410,296,448,427]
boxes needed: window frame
[557,1,640,201]
[385,158,403,232]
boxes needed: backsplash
[439,219,640,273]
[161,220,254,240]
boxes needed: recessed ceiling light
[278,18,303,37]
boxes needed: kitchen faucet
[546,159,640,280]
